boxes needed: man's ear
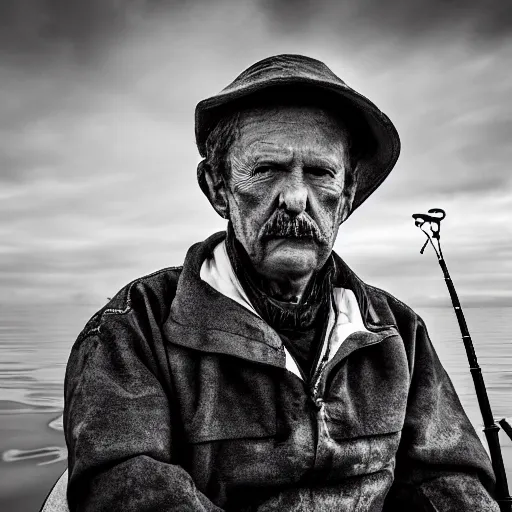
[200,161,229,219]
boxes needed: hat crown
[219,54,348,95]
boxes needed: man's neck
[258,272,313,304]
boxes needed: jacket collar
[164,232,286,368]
[164,232,397,367]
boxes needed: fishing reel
[412,208,446,256]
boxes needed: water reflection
[2,413,65,467]
[3,446,67,466]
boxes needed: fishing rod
[412,208,512,512]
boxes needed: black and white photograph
[0,1,511,511]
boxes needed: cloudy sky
[1,0,511,311]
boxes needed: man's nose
[278,174,308,215]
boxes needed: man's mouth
[263,233,316,240]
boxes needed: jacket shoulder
[360,283,433,377]
[76,265,183,346]
[334,252,424,331]
[365,282,416,316]
[361,281,427,334]
[106,265,183,313]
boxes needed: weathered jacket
[64,232,499,511]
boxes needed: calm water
[1,303,511,510]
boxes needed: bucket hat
[195,54,400,216]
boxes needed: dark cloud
[0,0,165,60]
[2,0,511,63]
[262,0,512,39]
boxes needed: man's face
[224,105,355,282]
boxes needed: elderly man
[64,55,499,511]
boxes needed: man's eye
[253,165,275,175]
[306,167,334,177]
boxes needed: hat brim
[195,77,400,217]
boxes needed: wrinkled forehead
[232,104,351,158]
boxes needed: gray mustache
[262,211,322,241]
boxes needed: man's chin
[261,239,320,277]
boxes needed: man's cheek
[231,201,262,235]
[233,176,277,201]
[313,190,343,219]
[315,208,340,238]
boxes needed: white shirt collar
[200,239,369,380]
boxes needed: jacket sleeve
[64,305,223,512]
[384,316,500,511]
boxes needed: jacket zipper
[311,343,331,405]
[310,291,338,405]
[311,361,327,407]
